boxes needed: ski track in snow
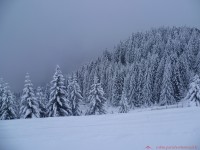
[0,107,200,150]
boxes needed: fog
[0,0,200,92]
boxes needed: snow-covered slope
[0,107,200,150]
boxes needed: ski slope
[0,107,200,150]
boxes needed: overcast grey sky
[0,0,200,92]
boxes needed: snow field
[0,107,200,150]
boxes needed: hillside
[1,26,200,120]
[71,26,200,108]
[0,107,200,150]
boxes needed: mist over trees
[1,26,200,120]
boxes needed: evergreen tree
[0,84,16,120]
[106,63,115,105]
[13,92,21,119]
[153,57,165,104]
[141,57,155,107]
[123,71,131,105]
[129,62,140,108]
[118,89,129,113]
[112,68,124,106]
[184,75,200,106]
[68,73,83,116]
[0,78,5,116]
[20,73,40,119]
[142,68,152,107]
[47,65,71,117]
[82,68,90,103]
[125,36,134,64]
[44,84,51,106]
[36,87,46,117]
[179,53,190,90]
[136,59,146,107]
[186,30,200,70]
[159,57,175,106]
[87,75,106,115]
[171,55,185,102]
[149,54,159,105]
[195,51,200,75]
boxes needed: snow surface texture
[0,107,200,150]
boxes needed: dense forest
[1,26,200,120]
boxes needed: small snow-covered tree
[118,89,129,113]
[20,73,40,119]
[47,65,71,117]
[67,73,83,116]
[87,75,106,115]
[0,84,16,120]
[36,87,47,117]
[184,75,200,106]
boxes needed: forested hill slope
[70,26,200,108]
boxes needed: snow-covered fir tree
[129,62,140,108]
[87,75,106,115]
[36,86,47,117]
[179,53,190,90]
[195,51,200,75]
[0,84,16,120]
[118,89,129,113]
[184,75,200,106]
[186,30,199,70]
[20,73,40,119]
[13,92,21,119]
[141,56,156,107]
[112,68,124,106]
[171,55,185,102]
[47,65,71,117]
[106,62,115,105]
[67,73,83,116]
[153,57,165,105]
[44,84,51,106]
[136,59,146,107]
[123,71,131,106]
[0,78,5,116]
[159,57,175,106]
[142,67,153,107]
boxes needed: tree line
[1,26,200,120]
